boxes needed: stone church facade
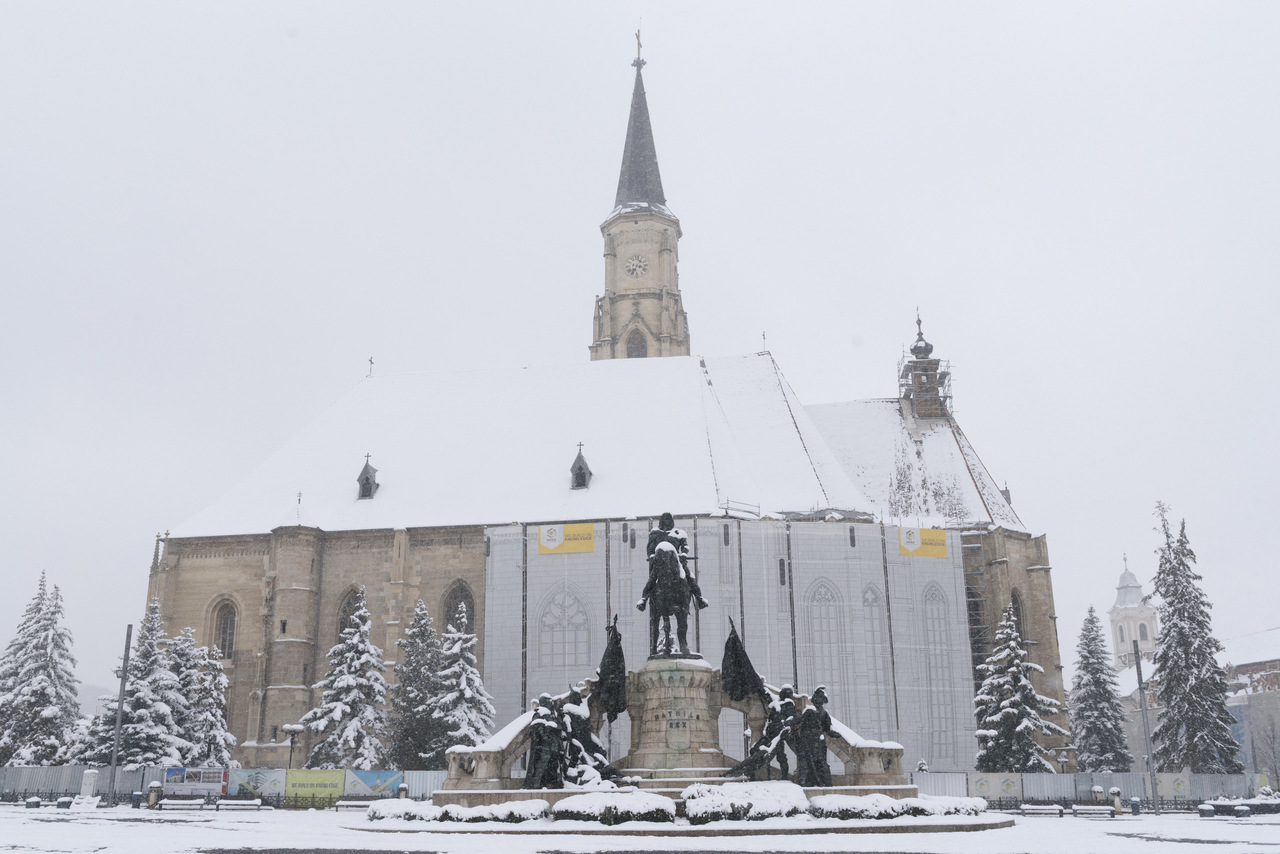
[148,55,1069,771]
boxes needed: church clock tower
[589,49,690,360]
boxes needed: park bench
[1019,804,1064,817]
[214,799,264,811]
[157,798,206,810]
[334,799,379,811]
[1072,804,1116,818]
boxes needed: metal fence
[0,765,1265,807]
[908,771,967,797]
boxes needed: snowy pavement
[2,805,1278,853]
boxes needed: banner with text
[537,523,595,555]
[285,769,344,801]
[899,527,947,558]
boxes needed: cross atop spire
[634,28,644,69]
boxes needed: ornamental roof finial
[910,309,934,359]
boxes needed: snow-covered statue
[561,683,624,787]
[636,512,709,656]
[727,684,797,780]
[523,694,563,790]
[795,685,833,787]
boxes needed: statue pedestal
[615,656,729,772]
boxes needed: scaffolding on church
[961,534,992,691]
[898,356,953,419]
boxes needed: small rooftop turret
[898,314,951,418]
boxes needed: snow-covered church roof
[806,398,1023,531]
[174,353,1025,538]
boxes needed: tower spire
[614,46,667,211]
[591,44,689,361]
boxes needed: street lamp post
[281,724,305,769]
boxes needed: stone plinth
[615,657,729,772]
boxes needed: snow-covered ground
[2,805,1277,853]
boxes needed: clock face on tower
[625,255,649,278]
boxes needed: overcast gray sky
[2,2,1277,689]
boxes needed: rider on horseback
[637,512,709,656]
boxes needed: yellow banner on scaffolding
[537,523,595,555]
[899,527,947,558]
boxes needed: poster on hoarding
[537,523,594,555]
[345,769,403,796]
[285,769,344,802]
[899,527,947,558]
[162,768,227,796]
[227,768,286,797]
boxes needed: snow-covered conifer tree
[71,599,190,768]
[1069,606,1133,772]
[389,600,447,769]
[1150,504,1243,773]
[974,603,1068,772]
[425,602,494,757]
[0,579,81,766]
[185,643,236,767]
[166,628,200,757]
[300,588,389,769]
[0,574,49,765]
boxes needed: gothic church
[148,54,1069,772]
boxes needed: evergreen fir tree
[166,628,201,759]
[1150,503,1243,773]
[300,588,389,769]
[0,580,81,766]
[426,602,494,757]
[1070,606,1133,772]
[389,600,447,770]
[974,603,1068,772]
[71,599,191,768]
[185,644,236,767]
[0,574,50,765]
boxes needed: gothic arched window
[626,328,647,359]
[539,587,590,668]
[1118,624,1125,644]
[923,585,952,761]
[806,581,843,689]
[214,602,236,659]
[861,586,892,736]
[443,583,475,633]
[338,591,363,636]
[1139,622,1148,641]
[1010,589,1027,642]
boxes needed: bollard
[148,781,162,809]
[397,783,408,800]
[1130,797,1141,816]
[1111,787,1123,815]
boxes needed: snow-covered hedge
[809,793,987,820]
[681,781,809,824]
[551,790,675,824]
[366,799,548,823]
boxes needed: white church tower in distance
[589,46,690,360]
[1109,556,1158,669]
